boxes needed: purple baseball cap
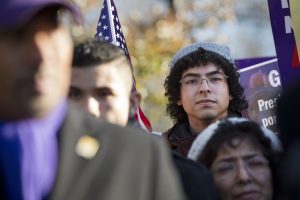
[0,0,82,29]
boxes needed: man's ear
[129,91,142,118]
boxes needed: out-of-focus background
[70,0,276,132]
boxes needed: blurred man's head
[0,0,80,121]
[69,39,140,126]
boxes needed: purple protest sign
[237,57,282,133]
[267,0,300,87]
[236,57,277,70]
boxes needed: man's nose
[199,79,211,93]
[24,31,47,69]
[84,97,100,118]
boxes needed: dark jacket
[172,152,219,200]
[162,123,197,157]
[277,80,300,200]
[163,112,242,157]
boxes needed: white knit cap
[169,42,235,68]
[187,117,282,161]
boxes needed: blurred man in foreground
[0,1,185,200]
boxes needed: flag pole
[106,0,117,44]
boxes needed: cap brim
[0,0,82,29]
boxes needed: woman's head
[188,118,281,200]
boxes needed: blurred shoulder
[172,152,212,177]
[66,104,163,151]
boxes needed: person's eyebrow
[182,70,223,79]
[69,86,82,91]
[214,157,236,165]
[215,153,264,165]
[181,73,201,79]
[206,70,224,77]
[94,87,115,95]
[243,154,266,161]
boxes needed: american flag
[95,0,129,56]
[95,0,152,133]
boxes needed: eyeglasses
[180,73,228,87]
[211,156,270,177]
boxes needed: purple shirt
[0,100,67,200]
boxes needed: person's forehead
[214,137,264,162]
[94,61,130,76]
[72,64,128,88]
[181,63,223,77]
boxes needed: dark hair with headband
[188,117,282,198]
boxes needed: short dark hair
[72,39,134,93]
[72,39,131,69]
[164,47,248,124]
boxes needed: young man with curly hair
[163,42,248,157]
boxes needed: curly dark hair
[164,47,248,124]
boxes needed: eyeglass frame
[211,153,270,177]
[179,71,229,87]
